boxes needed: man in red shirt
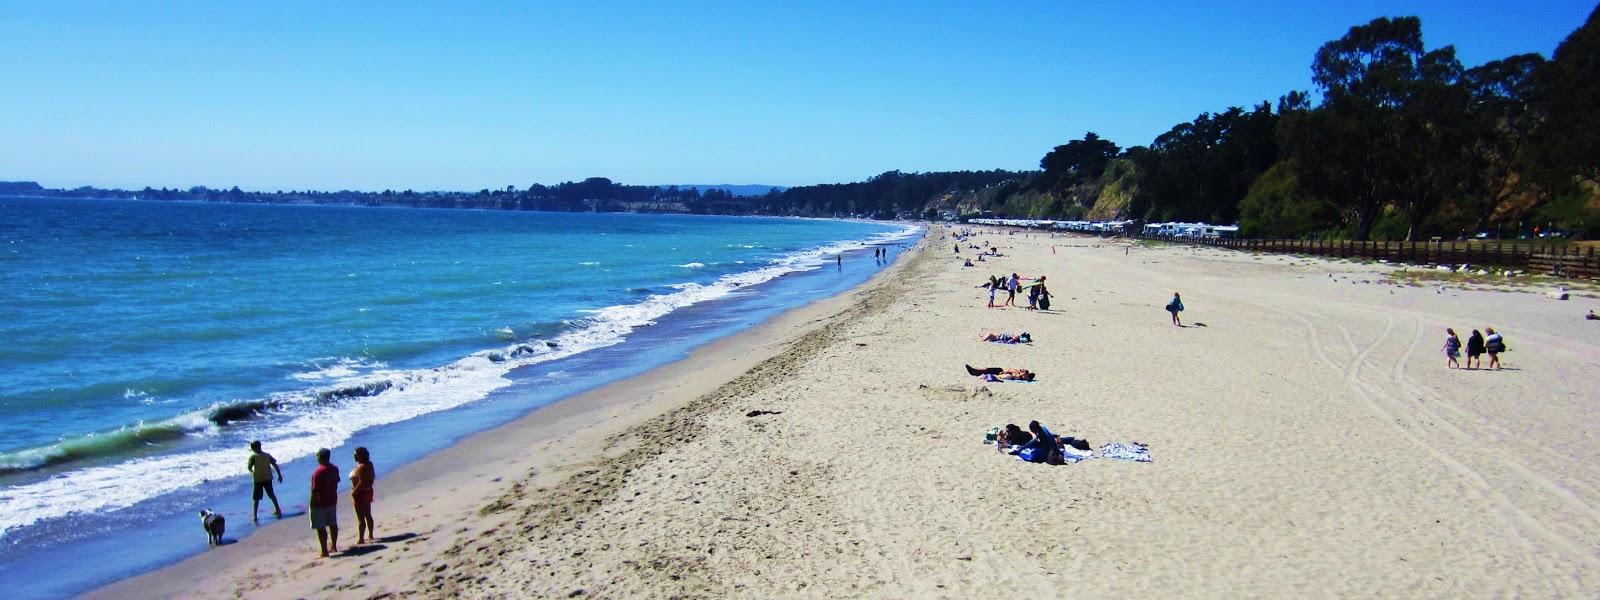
[309,448,341,557]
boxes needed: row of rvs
[963,218,1239,239]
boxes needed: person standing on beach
[1443,328,1462,369]
[1167,292,1184,326]
[247,441,283,522]
[1005,273,1019,306]
[1466,330,1485,369]
[309,448,340,558]
[986,276,999,308]
[350,447,376,545]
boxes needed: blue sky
[0,1,1591,191]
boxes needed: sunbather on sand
[978,332,1032,343]
[996,424,1033,450]
[964,364,1036,381]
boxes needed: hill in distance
[658,184,787,197]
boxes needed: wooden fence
[1137,236,1600,280]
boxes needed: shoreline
[87,226,1600,597]
[83,228,930,599]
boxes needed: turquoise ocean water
[0,197,915,596]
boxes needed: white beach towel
[1100,441,1152,462]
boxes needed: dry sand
[89,229,1600,598]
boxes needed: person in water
[350,447,376,545]
[1443,328,1462,369]
[247,440,284,522]
[1465,329,1485,370]
[1167,292,1184,326]
[964,364,1036,381]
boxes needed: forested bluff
[5,10,1597,241]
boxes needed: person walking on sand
[1005,273,1019,306]
[350,447,376,545]
[309,448,340,558]
[1485,327,1506,370]
[986,276,999,308]
[1466,329,1485,370]
[247,440,283,522]
[1443,328,1462,369]
[1166,292,1184,326]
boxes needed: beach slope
[90,230,1600,598]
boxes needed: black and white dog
[199,509,226,546]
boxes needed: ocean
[0,196,917,597]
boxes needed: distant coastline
[0,169,1023,221]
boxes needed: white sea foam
[0,223,923,538]
[676,262,706,268]
[289,356,387,382]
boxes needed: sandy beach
[90,228,1600,598]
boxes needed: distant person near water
[247,440,283,522]
[1485,327,1506,370]
[309,448,341,557]
[1167,292,1184,326]
[350,447,376,545]
[1443,328,1462,369]
[1466,329,1485,369]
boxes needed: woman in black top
[1466,329,1486,370]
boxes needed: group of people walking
[1443,327,1508,370]
[981,273,1051,310]
[246,441,378,557]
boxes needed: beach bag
[1018,332,1032,343]
[985,427,1000,444]
[1167,299,1183,312]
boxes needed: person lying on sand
[965,364,1036,381]
[996,424,1033,450]
[978,332,1032,343]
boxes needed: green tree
[1458,53,1545,234]
[1289,16,1439,240]
[1528,5,1600,194]
[1039,132,1119,190]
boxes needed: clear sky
[0,1,1592,191]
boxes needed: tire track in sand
[1327,315,1600,583]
